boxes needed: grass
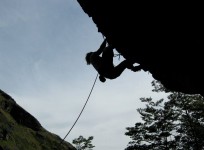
[0,90,76,150]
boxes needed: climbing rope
[59,73,99,147]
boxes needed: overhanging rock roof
[77,0,204,96]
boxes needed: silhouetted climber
[85,39,142,82]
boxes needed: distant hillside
[0,89,76,150]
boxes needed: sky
[0,0,160,149]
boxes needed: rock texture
[0,89,76,150]
[77,0,204,96]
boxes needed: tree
[72,135,95,150]
[125,80,204,150]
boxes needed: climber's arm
[95,39,107,56]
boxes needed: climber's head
[85,52,93,65]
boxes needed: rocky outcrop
[77,0,204,97]
[0,89,76,150]
[0,90,41,132]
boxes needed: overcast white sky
[0,0,160,149]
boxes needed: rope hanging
[59,73,99,146]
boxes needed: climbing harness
[114,53,121,60]
[59,73,99,146]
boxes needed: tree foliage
[72,135,95,150]
[125,80,204,150]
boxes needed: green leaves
[72,135,95,150]
[125,80,204,150]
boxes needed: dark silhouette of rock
[77,0,204,96]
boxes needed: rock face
[77,0,204,96]
[0,89,76,150]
